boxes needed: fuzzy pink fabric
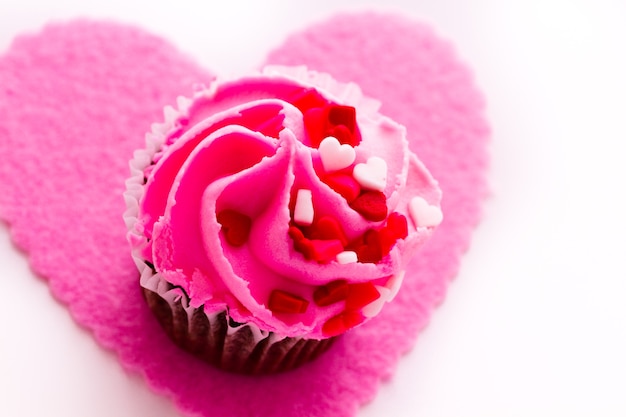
[0,13,488,417]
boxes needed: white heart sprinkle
[319,136,356,172]
[409,196,443,228]
[336,251,358,264]
[353,156,387,191]
[294,189,314,226]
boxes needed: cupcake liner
[142,273,335,374]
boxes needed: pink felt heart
[0,13,488,417]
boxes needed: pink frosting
[127,66,441,339]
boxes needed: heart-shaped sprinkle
[313,279,350,306]
[288,226,315,260]
[216,209,252,247]
[328,124,356,146]
[328,104,357,133]
[336,250,358,264]
[386,212,409,240]
[349,190,388,221]
[322,311,365,337]
[290,87,328,112]
[409,196,443,228]
[323,173,361,202]
[319,136,356,172]
[303,103,360,148]
[294,189,314,226]
[310,239,344,263]
[354,242,382,264]
[268,290,309,314]
[303,107,327,147]
[345,282,381,310]
[377,227,397,255]
[308,215,349,246]
[353,156,387,192]
[361,286,392,318]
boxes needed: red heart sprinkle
[322,310,365,337]
[386,212,408,240]
[354,243,381,263]
[342,310,366,328]
[327,124,357,147]
[308,216,349,247]
[216,209,252,247]
[288,225,306,241]
[289,226,315,260]
[377,227,397,256]
[290,88,328,112]
[327,105,356,133]
[303,106,328,148]
[322,314,345,337]
[268,290,309,314]
[313,279,350,306]
[347,229,382,263]
[310,239,344,263]
[323,173,361,202]
[345,282,381,310]
[349,190,388,221]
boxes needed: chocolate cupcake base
[142,285,335,374]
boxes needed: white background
[1,0,626,416]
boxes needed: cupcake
[124,66,442,374]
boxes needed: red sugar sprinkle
[268,290,309,314]
[342,310,366,328]
[349,190,388,221]
[308,216,349,247]
[288,225,305,241]
[377,227,397,255]
[303,103,360,148]
[216,209,252,247]
[352,229,383,263]
[323,173,361,202]
[345,282,381,310]
[327,105,358,146]
[289,226,315,260]
[328,124,357,147]
[303,107,328,148]
[327,105,356,133]
[386,212,408,240]
[322,311,365,337]
[289,226,343,263]
[290,88,328,112]
[313,279,350,306]
[310,239,344,263]
[356,245,382,264]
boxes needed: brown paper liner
[142,286,336,374]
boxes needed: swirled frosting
[126,66,442,339]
